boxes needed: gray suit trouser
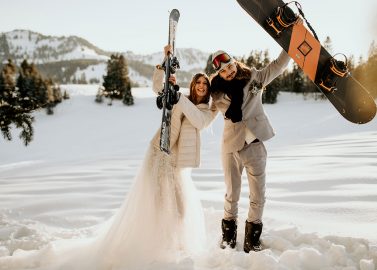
[222,141,267,222]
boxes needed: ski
[157,9,180,154]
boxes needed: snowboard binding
[266,1,319,40]
[318,54,349,93]
[266,1,300,37]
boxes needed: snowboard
[157,9,180,154]
[236,0,376,124]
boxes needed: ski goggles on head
[212,53,232,71]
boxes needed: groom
[209,49,290,252]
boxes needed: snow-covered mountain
[0,30,109,63]
[0,30,210,86]
[124,48,209,73]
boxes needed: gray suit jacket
[211,50,291,153]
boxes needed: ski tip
[170,9,180,20]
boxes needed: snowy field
[0,85,377,270]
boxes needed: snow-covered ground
[0,85,376,270]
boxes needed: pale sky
[1,0,376,59]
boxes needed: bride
[94,45,213,269]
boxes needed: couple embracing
[98,45,291,268]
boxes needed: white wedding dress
[91,145,206,269]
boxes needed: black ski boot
[244,221,263,253]
[220,219,237,249]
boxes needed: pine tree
[0,60,35,145]
[291,63,305,93]
[122,80,133,105]
[264,76,280,104]
[34,74,49,108]
[17,60,46,108]
[17,60,59,115]
[102,55,117,104]
[102,54,133,105]
[17,60,35,108]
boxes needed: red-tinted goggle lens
[212,53,231,71]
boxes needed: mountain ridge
[0,29,210,86]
